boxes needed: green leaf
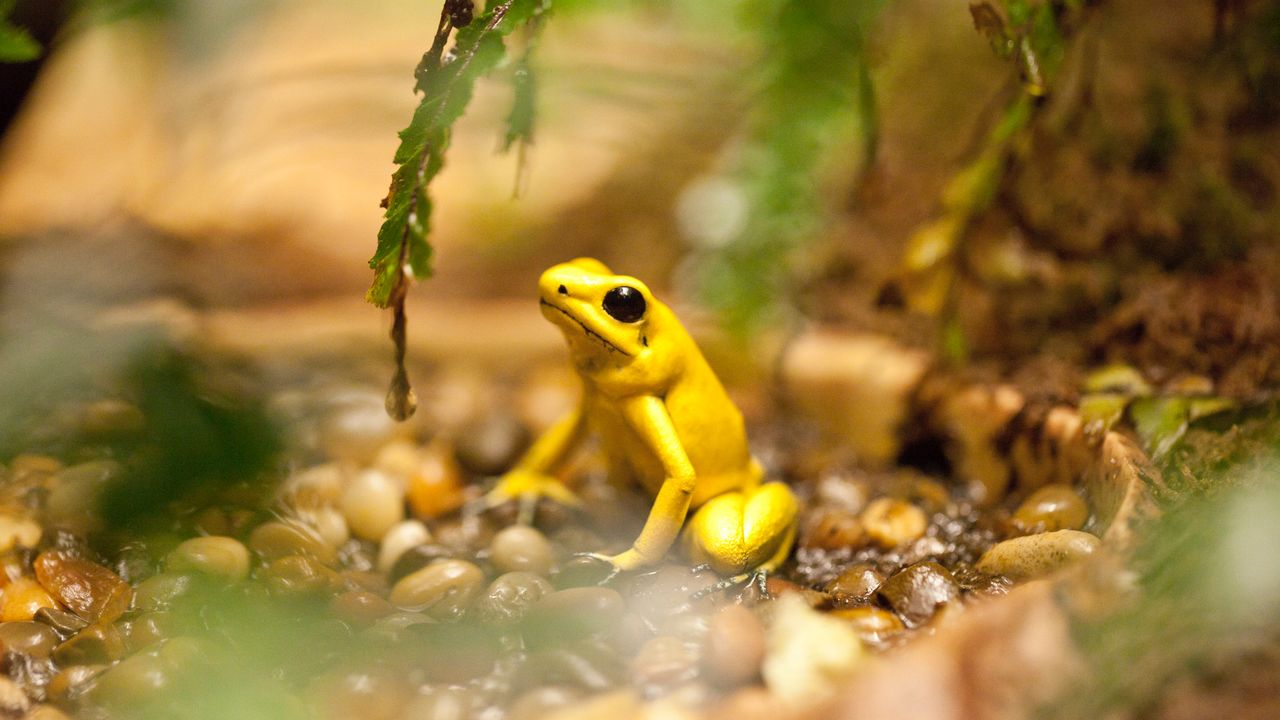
[1079,392,1131,434]
[1130,396,1191,460]
[1084,364,1153,396]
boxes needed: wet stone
[1012,484,1089,533]
[306,667,413,720]
[388,559,484,620]
[0,675,30,716]
[319,396,403,466]
[825,563,885,606]
[525,640,626,691]
[33,607,87,639]
[454,413,530,477]
[875,561,960,628]
[377,520,431,574]
[263,555,339,597]
[1,578,59,622]
[131,573,193,612]
[631,635,698,689]
[401,686,476,720]
[508,686,584,720]
[24,705,73,720]
[701,604,764,688]
[0,621,60,658]
[329,591,395,628]
[861,498,928,549]
[52,623,124,666]
[830,606,905,644]
[165,536,250,582]
[388,544,455,585]
[523,587,625,649]
[802,509,865,551]
[46,664,105,703]
[119,613,172,653]
[248,520,335,563]
[976,529,1100,581]
[90,652,170,707]
[475,571,554,626]
[406,442,467,520]
[33,550,132,624]
[339,469,406,542]
[489,525,555,576]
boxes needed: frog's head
[538,258,660,366]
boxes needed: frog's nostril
[558,285,568,295]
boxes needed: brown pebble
[0,621,60,657]
[489,525,555,576]
[306,668,413,720]
[1013,484,1089,533]
[388,559,484,620]
[507,685,583,720]
[165,536,250,582]
[830,606,905,643]
[523,587,625,648]
[475,571,553,626]
[701,604,765,688]
[329,591,395,627]
[33,550,132,624]
[263,555,339,597]
[709,685,788,720]
[400,686,474,720]
[319,397,403,466]
[388,544,454,585]
[631,635,698,688]
[34,607,88,638]
[875,561,960,628]
[24,706,74,720]
[91,651,171,707]
[131,573,193,612]
[825,563,884,606]
[119,613,172,653]
[80,399,145,437]
[406,441,467,519]
[248,520,335,563]
[46,664,105,702]
[801,509,865,551]
[1,578,59,622]
[453,413,530,476]
[53,623,124,666]
[763,577,829,608]
[861,498,928,549]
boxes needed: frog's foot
[683,482,799,577]
[568,552,625,585]
[480,469,582,523]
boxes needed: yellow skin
[487,258,798,576]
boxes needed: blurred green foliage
[0,0,40,61]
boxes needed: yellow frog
[487,258,798,577]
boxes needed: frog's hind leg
[684,481,799,577]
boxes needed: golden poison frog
[487,258,798,577]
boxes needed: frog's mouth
[540,299,631,356]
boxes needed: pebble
[91,651,171,707]
[33,607,88,638]
[762,594,863,707]
[489,525,555,576]
[306,668,413,720]
[631,635,698,688]
[1,578,59,622]
[1013,484,1089,533]
[824,563,884,605]
[340,469,405,541]
[0,621,60,657]
[401,687,474,720]
[406,442,467,519]
[329,591,395,627]
[80,399,145,437]
[119,613,171,653]
[388,544,455,585]
[165,536,250,582]
[530,640,626,691]
[44,461,122,534]
[508,685,584,720]
[249,517,337,563]
[0,675,29,716]
[475,571,554,626]
[319,396,403,466]
[377,520,432,573]
[280,464,345,509]
[131,573,193,612]
[0,516,41,553]
[701,605,765,688]
[801,509,864,551]
[860,498,928,549]
[52,623,124,665]
[372,439,425,480]
[297,506,351,550]
[875,561,960,627]
[454,413,530,476]
[25,706,73,720]
[813,474,867,513]
[522,587,625,648]
[33,550,132,624]
[829,606,905,643]
[388,559,484,619]
[262,554,338,596]
[975,529,1101,581]
[46,664,104,702]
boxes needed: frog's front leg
[486,405,586,510]
[594,395,697,571]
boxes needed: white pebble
[377,520,432,573]
[0,516,41,553]
[763,594,864,708]
[298,506,350,549]
[340,469,405,541]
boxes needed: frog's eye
[603,286,646,323]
